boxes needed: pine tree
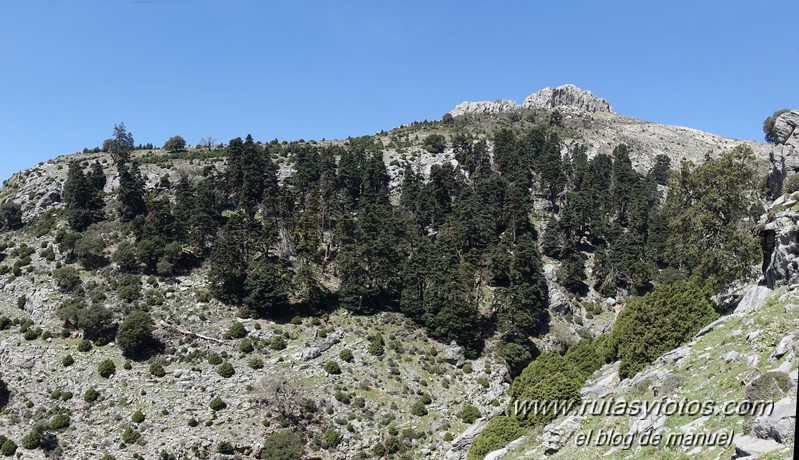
[63,161,104,231]
[108,123,134,166]
[503,182,531,243]
[500,234,548,336]
[244,254,289,317]
[558,240,586,294]
[208,213,257,304]
[541,217,563,258]
[117,161,147,222]
[537,132,565,209]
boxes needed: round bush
[149,362,166,377]
[84,388,100,403]
[339,349,354,363]
[77,339,92,352]
[216,361,235,378]
[209,396,227,411]
[1,439,17,457]
[207,352,223,365]
[98,359,116,378]
[323,361,341,375]
[131,410,145,423]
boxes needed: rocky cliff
[768,110,799,196]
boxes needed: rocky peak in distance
[449,84,613,117]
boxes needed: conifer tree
[63,161,104,231]
[557,239,586,294]
[117,161,147,222]
[537,132,565,209]
[541,217,563,258]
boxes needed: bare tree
[199,137,216,151]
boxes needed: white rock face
[522,84,613,113]
[449,99,520,117]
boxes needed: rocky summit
[0,89,796,460]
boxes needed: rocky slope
[0,89,791,460]
[488,195,798,460]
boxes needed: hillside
[0,87,793,460]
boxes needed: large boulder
[751,397,796,443]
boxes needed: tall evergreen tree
[117,161,147,222]
[537,132,565,209]
[63,161,104,231]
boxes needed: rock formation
[522,84,612,113]
[767,110,799,196]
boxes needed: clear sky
[1,0,797,182]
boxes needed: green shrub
[467,416,525,460]
[462,363,473,374]
[98,359,116,378]
[339,349,354,363]
[21,431,40,449]
[52,266,81,292]
[368,334,385,357]
[217,441,235,455]
[322,429,341,448]
[1,439,17,456]
[207,352,223,365]
[248,357,264,369]
[239,338,254,353]
[270,336,286,350]
[50,414,70,430]
[323,361,341,375]
[260,431,303,460]
[77,339,92,352]
[410,401,427,416]
[460,404,481,424]
[116,310,156,358]
[290,316,302,325]
[122,427,141,444]
[84,388,99,403]
[132,410,145,423]
[606,280,717,379]
[209,396,227,411]
[216,361,235,378]
[224,322,247,339]
[149,362,166,377]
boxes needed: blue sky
[1,0,797,182]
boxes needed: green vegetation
[260,430,303,459]
[116,310,156,358]
[603,280,718,379]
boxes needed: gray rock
[541,416,581,454]
[767,110,799,195]
[484,436,525,460]
[751,397,796,443]
[449,99,520,117]
[769,333,796,362]
[543,264,557,282]
[443,341,466,368]
[653,346,690,365]
[763,210,799,288]
[522,84,613,114]
[444,407,505,460]
[734,285,772,315]
[723,351,740,363]
[581,362,620,399]
[693,315,731,339]
[733,434,784,458]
